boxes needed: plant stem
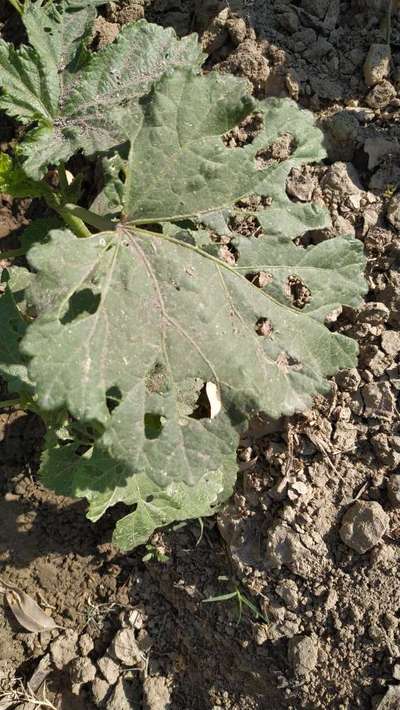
[0,247,27,260]
[0,398,22,409]
[56,205,92,238]
[44,193,92,238]
[64,203,116,232]
[7,0,24,15]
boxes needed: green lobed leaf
[16,62,366,548]
[40,444,237,550]
[0,13,205,178]
[0,153,52,198]
[122,71,329,236]
[21,221,365,487]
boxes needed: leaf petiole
[64,203,117,232]
[6,0,24,16]
[0,398,23,409]
[0,247,28,260]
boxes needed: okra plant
[0,0,366,549]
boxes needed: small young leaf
[0,153,52,198]
[0,269,33,393]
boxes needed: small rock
[265,522,324,576]
[117,3,144,24]
[387,474,400,506]
[366,80,396,109]
[288,634,318,676]
[371,434,400,469]
[98,656,120,685]
[91,678,110,706]
[392,664,400,680]
[325,110,359,161]
[92,17,119,49]
[79,634,94,656]
[376,685,400,709]
[108,678,138,710]
[361,381,395,419]
[50,630,78,670]
[275,580,298,610]
[335,368,361,391]
[112,628,144,667]
[381,330,400,357]
[339,500,389,554]
[321,161,363,197]
[357,302,390,326]
[286,168,316,202]
[143,676,171,710]
[387,194,400,231]
[225,17,247,45]
[69,656,96,685]
[363,44,391,87]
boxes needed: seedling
[142,544,170,563]
[0,1,366,550]
[203,578,268,624]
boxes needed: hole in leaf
[145,495,154,503]
[229,214,262,238]
[218,243,239,265]
[284,275,311,309]
[144,413,163,440]
[106,386,122,415]
[145,362,168,394]
[118,169,126,183]
[286,166,316,203]
[255,318,273,337]
[276,352,302,373]
[223,112,264,148]
[256,133,297,169]
[246,271,272,288]
[60,289,101,325]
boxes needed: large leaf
[106,71,326,237]
[0,12,204,178]
[21,222,365,484]
[17,65,365,547]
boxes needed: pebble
[325,110,359,161]
[381,330,400,357]
[335,368,361,391]
[69,656,96,684]
[91,677,110,706]
[143,676,172,710]
[366,80,396,109]
[387,475,400,507]
[363,44,391,87]
[78,633,94,656]
[98,655,120,685]
[361,381,395,420]
[339,501,389,554]
[376,685,400,709]
[108,677,138,710]
[288,635,318,676]
[50,630,78,670]
[112,628,144,668]
[225,17,247,45]
[386,194,400,231]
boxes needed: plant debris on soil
[1,0,400,708]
